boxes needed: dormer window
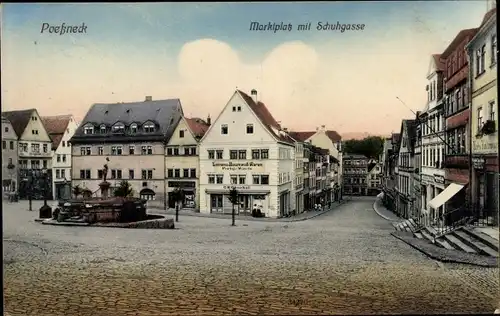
[99,124,107,134]
[130,123,138,134]
[112,122,125,133]
[83,124,94,135]
[143,122,155,133]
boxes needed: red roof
[480,8,496,28]
[185,117,210,139]
[432,54,445,71]
[2,109,36,138]
[41,115,72,149]
[237,90,295,144]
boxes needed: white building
[198,89,296,218]
[419,54,446,226]
[165,116,210,210]
[41,115,79,199]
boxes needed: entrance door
[210,194,223,213]
[238,195,250,213]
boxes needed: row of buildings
[381,8,498,229]
[342,154,382,196]
[2,90,344,218]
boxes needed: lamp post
[39,168,52,219]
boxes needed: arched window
[99,124,107,134]
[143,122,155,133]
[130,123,138,134]
[112,122,125,133]
[83,124,94,135]
[140,188,156,201]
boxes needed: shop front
[167,180,197,209]
[206,185,270,216]
[471,156,498,226]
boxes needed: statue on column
[102,157,110,182]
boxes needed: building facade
[441,28,478,216]
[165,116,210,210]
[2,116,18,194]
[381,134,400,211]
[396,120,417,219]
[366,161,382,195]
[412,116,422,221]
[41,115,79,200]
[466,9,498,226]
[419,54,447,226]
[70,96,183,203]
[2,109,53,200]
[198,90,295,218]
[292,139,305,214]
[342,154,369,195]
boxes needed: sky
[1,1,491,135]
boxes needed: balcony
[444,155,469,169]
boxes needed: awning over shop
[428,183,465,209]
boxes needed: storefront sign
[433,174,445,184]
[472,157,485,170]
[213,161,264,171]
[222,185,250,190]
[421,175,433,184]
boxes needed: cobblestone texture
[3,197,498,315]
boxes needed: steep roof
[41,115,72,149]
[480,8,496,28]
[237,90,295,144]
[1,109,35,138]
[288,130,342,143]
[400,120,418,153]
[432,54,445,72]
[441,28,478,59]
[185,117,210,139]
[72,98,183,142]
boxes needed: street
[3,197,498,315]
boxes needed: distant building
[466,8,498,226]
[198,89,295,218]
[342,154,369,195]
[70,96,183,203]
[165,116,210,210]
[395,119,418,219]
[2,109,53,200]
[381,134,400,211]
[1,116,18,194]
[366,161,382,195]
[41,115,79,200]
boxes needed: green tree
[228,188,239,226]
[343,136,384,159]
[170,188,185,222]
[113,181,133,197]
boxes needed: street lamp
[39,168,52,219]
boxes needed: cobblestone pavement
[3,198,498,315]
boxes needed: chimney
[206,114,211,126]
[250,89,258,104]
[145,96,152,102]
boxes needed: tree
[228,188,239,226]
[170,188,185,222]
[72,185,83,199]
[343,136,384,159]
[113,180,134,198]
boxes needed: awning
[428,183,465,209]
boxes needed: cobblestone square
[3,198,498,315]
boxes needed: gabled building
[198,89,295,218]
[466,8,498,226]
[381,133,400,211]
[2,116,18,194]
[165,116,210,210]
[2,109,53,199]
[342,154,369,196]
[419,54,447,227]
[395,120,418,219]
[412,113,422,221]
[70,96,183,204]
[366,161,382,195]
[41,115,79,200]
[286,133,305,214]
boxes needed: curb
[372,199,400,222]
[285,200,349,222]
[390,232,497,268]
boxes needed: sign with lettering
[433,174,445,184]
[212,161,264,171]
[222,185,250,190]
[472,140,497,153]
[472,157,485,170]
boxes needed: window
[111,170,116,179]
[230,175,238,184]
[230,150,238,160]
[216,150,223,159]
[167,169,173,178]
[147,146,153,155]
[62,141,66,147]
[57,155,61,162]
[477,44,486,76]
[183,169,189,178]
[208,175,215,184]
[141,146,147,155]
[489,101,496,122]
[492,34,497,65]
[117,170,123,179]
[129,146,135,155]
[184,147,190,156]
[130,123,138,134]
[111,146,117,155]
[84,125,94,135]
[246,124,254,134]
[80,146,91,155]
[208,150,215,159]
[116,146,123,155]
[173,148,179,156]
[141,169,153,180]
[100,125,106,134]
[252,149,260,159]
[143,123,155,133]
[4,126,8,132]
[129,169,134,179]
[56,169,60,179]
[2,141,5,149]
[179,130,184,138]
[221,124,228,135]
[43,144,48,153]
[62,154,66,162]
[80,169,91,179]
[61,169,66,179]
[216,175,223,184]
[9,141,13,150]
[147,170,153,179]
[253,175,260,185]
[232,106,236,112]
[98,146,103,155]
[457,87,462,108]
[174,169,180,178]
[238,150,246,160]
[98,169,103,179]
[477,107,483,132]
[167,148,173,156]
[238,175,246,184]
[237,106,241,112]
[261,149,269,159]
[112,123,125,133]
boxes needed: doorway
[210,194,223,213]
